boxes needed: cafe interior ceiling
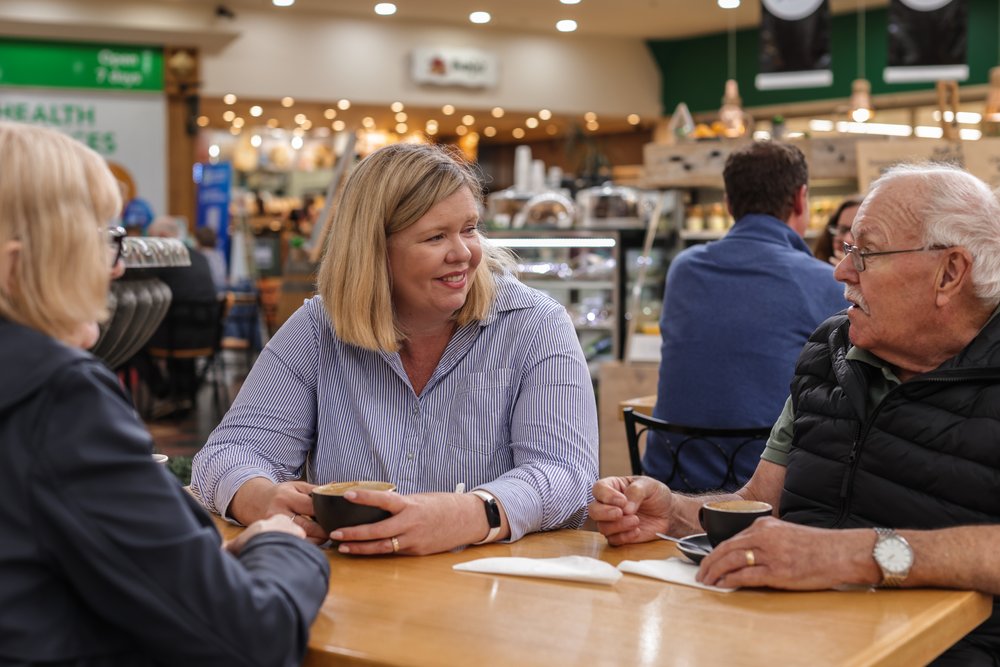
[192,0,892,143]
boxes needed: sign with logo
[194,162,233,267]
[411,47,498,88]
[884,0,967,83]
[0,88,167,216]
[756,0,832,90]
[0,39,162,91]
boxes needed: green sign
[0,39,162,91]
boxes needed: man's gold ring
[391,536,400,553]
[745,549,756,567]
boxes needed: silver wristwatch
[873,527,914,587]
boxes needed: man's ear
[792,184,808,216]
[0,240,21,293]
[935,247,974,307]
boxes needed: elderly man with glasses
[591,163,1000,665]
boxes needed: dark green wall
[647,0,999,114]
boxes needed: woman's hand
[588,476,675,545]
[330,491,492,556]
[229,478,328,544]
[223,514,307,556]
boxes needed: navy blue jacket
[0,318,329,666]
[647,214,846,491]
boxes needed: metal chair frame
[623,407,772,491]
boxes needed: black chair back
[623,407,772,491]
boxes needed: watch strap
[873,527,911,588]
[471,490,502,545]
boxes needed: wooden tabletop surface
[215,518,990,666]
[618,394,656,420]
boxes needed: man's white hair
[147,216,182,239]
[870,163,1000,303]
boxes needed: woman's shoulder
[490,273,567,322]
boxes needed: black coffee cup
[310,481,396,535]
[698,499,772,547]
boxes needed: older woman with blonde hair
[192,142,599,555]
[0,122,328,665]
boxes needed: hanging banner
[884,0,968,83]
[756,0,832,91]
[194,162,233,267]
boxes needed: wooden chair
[146,298,229,417]
[623,407,772,492]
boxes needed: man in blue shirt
[646,141,845,491]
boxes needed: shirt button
[406,452,415,461]
[412,406,420,416]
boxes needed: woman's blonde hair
[317,142,513,352]
[0,122,121,341]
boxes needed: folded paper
[618,557,736,592]
[453,555,622,585]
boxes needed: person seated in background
[590,163,1000,666]
[812,194,863,265]
[192,142,599,556]
[0,122,328,666]
[647,141,845,492]
[142,215,221,413]
[194,225,228,296]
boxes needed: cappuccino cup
[699,499,772,547]
[310,481,396,535]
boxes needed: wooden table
[618,393,656,420]
[215,519,990,667]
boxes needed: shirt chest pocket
[447,369,514,453]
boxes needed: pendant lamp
[849,1,873,123]
[982,67,1000,137]
[717,5,749,138]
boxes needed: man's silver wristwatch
[872,527,914,587]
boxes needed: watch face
[875,536,913,574]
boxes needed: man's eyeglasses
[106,226,126,269]
[841,242,951,272]
[827,224,852,237]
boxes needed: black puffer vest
[781,312,1000,654]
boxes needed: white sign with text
[0,87,167,217]
[411,47,498,88]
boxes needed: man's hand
[588,476,675,545]
[696,517,879,590]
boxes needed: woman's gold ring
[391,536,400,553]
[745,549,756,567]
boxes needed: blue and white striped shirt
[191,274,598,540]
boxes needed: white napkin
[453,555,622,585]
[618,557,736,593]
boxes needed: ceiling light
[223,94,237,105]
[456,125,469,136]
[484,126,497,137]
[291,135,303,150]
[273,0,295,6]
[561,0,581,4]
[538,109,552,120]
[584,111,597,122]
[223,110,235,122]
[294,113,307,124]
[374,3,396,16]
[556,20,577,32]
[396,123,408,134]
[719,79,748,137]
[491,107,505,118]
[718,0,740,8]
[586,120,599,131]
[332,120,346,131]
[462,114,475,125]
[470,11,491,24]
[546,124,558,135]
[425,122,438,135]
[208,144,220,158]
[249,105,263,117]
[395,112,408,122]
[229,127,240,136]
[442,104,455,115]
[266,118,278,128]
[525,117,539,128]
[809,119,835,132]
[337,99,351,110]
[250,134,262,147]
[281,96,294,107]
[512,128,526,139]
[390,101,404,112]
[196,115,209,127]
[627,114,641,125]
[232,117,245,128]
[301,120,312,130]
[324,108,337,119]
[849,79,873,123]
[362,116,375,128]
